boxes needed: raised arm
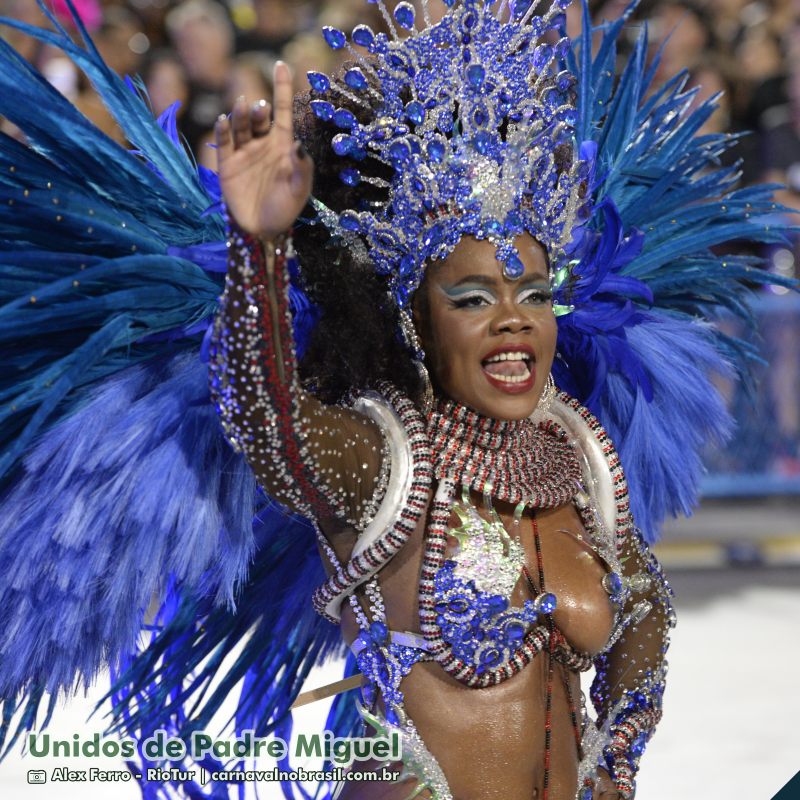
[208,63,388,528]
[590,528,676,799]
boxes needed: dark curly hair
[291,71,423,406]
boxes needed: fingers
[215,114,233,167]
[231,95,252,148]
[252,99,272,137]
[272,60,294,144]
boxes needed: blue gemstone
[533,44,553,69]
[474,108,488,126]
[351,24,375,48]
[464,12,476,28]
[428,140,445,162]
[412,177,425,192]
[307,71,330,93]
[322,26,346,50]
[511,0,532,18]
[370,620,389,644]
[603,571,623,595]
[561,108,578,126]
[334,108,357,129]
[555,37,571,59]
[536,592,558,614]
[399,254,415,277]
[557,70,573,91]
[488,595,508,612]
[507,622,525,641]
[466,64,485,89]
[344,68,368,90]
[559,0,572,8]
[405,101,425,125]
[504,253,525,279]
[394,1,415,29]
[480,648,501,666]
[506,209,523,230]
[389,139,411,163]
[385,707,399,726]
[310,100,334,121]
[340,167,361,186]
[449,598,468,614]
[473,130,492,155]
[361,682,376,705]
[339,211,361,232]
[579,787,593,800]
[332,133,355,155]
[393,285,409,307]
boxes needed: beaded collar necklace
[426,396,582,507]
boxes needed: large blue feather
[559,1,798,540]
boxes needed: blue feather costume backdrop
[0,1,795,798]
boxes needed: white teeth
[486,365,532,383]
[491,373,529,383]
[484,351,530,363]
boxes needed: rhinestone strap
[312,384,433,622]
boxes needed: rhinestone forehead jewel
[308,0,592,313]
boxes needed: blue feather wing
[559,1,798,541]
[0,0,324,767]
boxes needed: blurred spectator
[143,48,190,118]
[226,51,275,107]
[51,0,103,32]
[195,49,276,171]
[235,0,317,54]
[650,1,715,84]
[166,0,234,151]
[72,8,149,144]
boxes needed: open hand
[215,61,314,240]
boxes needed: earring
[536,373,556,416]
[416,359,434,414]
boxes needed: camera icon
[27,770,47,784]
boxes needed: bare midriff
[324,490,616,800]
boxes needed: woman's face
[413,234,557,421]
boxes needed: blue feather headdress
[0,1,796,798]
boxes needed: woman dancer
[0,2,792,799]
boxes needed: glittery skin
[208,222,391,527]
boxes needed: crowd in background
[1,0,799,476]
[0,0,797,199]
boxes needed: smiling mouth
[481,351,534,385]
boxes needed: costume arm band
[590,529,676,799]
[208,217,390,527]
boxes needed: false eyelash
[519,289,554,303]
